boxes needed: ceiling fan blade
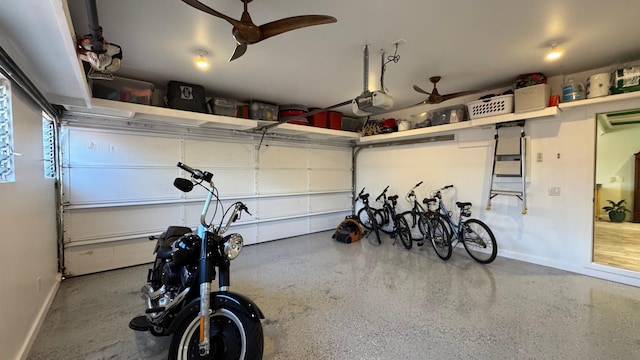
[258,15,337,42]
[229,43,248,61]
[181,0,242,28]
[413,84,431,95]
[440,90,484,102]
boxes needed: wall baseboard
[17,273,62,360]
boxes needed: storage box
[249,101,279,121]
[467,94,514,119]
[307,108,328,128]
[91,76,154,105]
[428,104,468,126]
[514,84,550,113]
[611,66,640,94]
[342,117,364,132]
[210,98,238,117]
[327,111,343,130]
[166,81,206,113]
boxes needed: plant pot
[608,211,626,223]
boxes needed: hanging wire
[380,43,401,93]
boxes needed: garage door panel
[257,196,309,219]
[258,169,308,194]
[259,145,308,169]
[67,129,180,166]
[258,217,308,242]
[309,169,351,191]
[65,167,177,204]
[310,212,351,233]
[184,139,254,168]
[64,204,183,243]
[184,168,255,198]
[310,193,352,212]
[309,149,351,169]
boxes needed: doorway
[593,109,640,272]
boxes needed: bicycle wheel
[395,215,412,250]
[461,219,497,264]
[428,216,452,260]
[357,207,380,230]
[357,207,381,245]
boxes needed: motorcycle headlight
[223,233,243,260]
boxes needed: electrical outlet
[537,152,543,162]
[548,187,561,196]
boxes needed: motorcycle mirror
[174,178,194,192]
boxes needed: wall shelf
[63,98,360,141]
[358,106,560,144]
[558,91,640,110]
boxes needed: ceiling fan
[413,76,482,106]
[182,0,337,61]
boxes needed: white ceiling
[3,0,640,115]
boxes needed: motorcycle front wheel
[168,307,264,360]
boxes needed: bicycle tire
[370,215,381,246]
[357,207,381,245]
[395,215,412,250]
[461,218,497,264]
[428,216,452,260]
[357,207,380,230]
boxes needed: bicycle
[371,186,412,250]
[356,187,382,245]
[401,181,452,259]
[426,185,498,264]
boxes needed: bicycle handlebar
[375,186,389,202]
[358,187,365,198]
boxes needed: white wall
[358,87,640,287]
[0,86,59,360]
[596,125,640,220]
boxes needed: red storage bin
[307,108,328,128]
[279,104,309,125]
[328,111,343,130]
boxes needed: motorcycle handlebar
[177,162,213,183]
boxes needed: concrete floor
[28,230,640,360]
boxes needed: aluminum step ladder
[486,120,527,214]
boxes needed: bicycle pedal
[417,242,424,247]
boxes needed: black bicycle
[356,187,382,245]
[426,185,497,264]
[401,181,452,259]
[369,186,412,250]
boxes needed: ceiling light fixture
[546,42,563,61]
[195,50,209,69]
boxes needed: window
[42,113,56,179]
[0,74,14,183]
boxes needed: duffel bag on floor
[332,216,363,244]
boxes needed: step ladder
[486,120,527,214]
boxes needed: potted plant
[602,199,631,222]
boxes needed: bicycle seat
[422,197,436,204]
[456,201,472,208]
[388,195,398,201]
[360,193,370,200]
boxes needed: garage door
[60,123,353,276]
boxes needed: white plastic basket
[467,94,514,119]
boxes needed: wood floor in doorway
[593,220,640,272]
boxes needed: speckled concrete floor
[28,231,640,360]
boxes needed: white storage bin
[514,84,550,113]
[467,94,514,119]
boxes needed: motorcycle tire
[168,306,264,360]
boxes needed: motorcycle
[129,162,264,359]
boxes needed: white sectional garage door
[60,124,352,276]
